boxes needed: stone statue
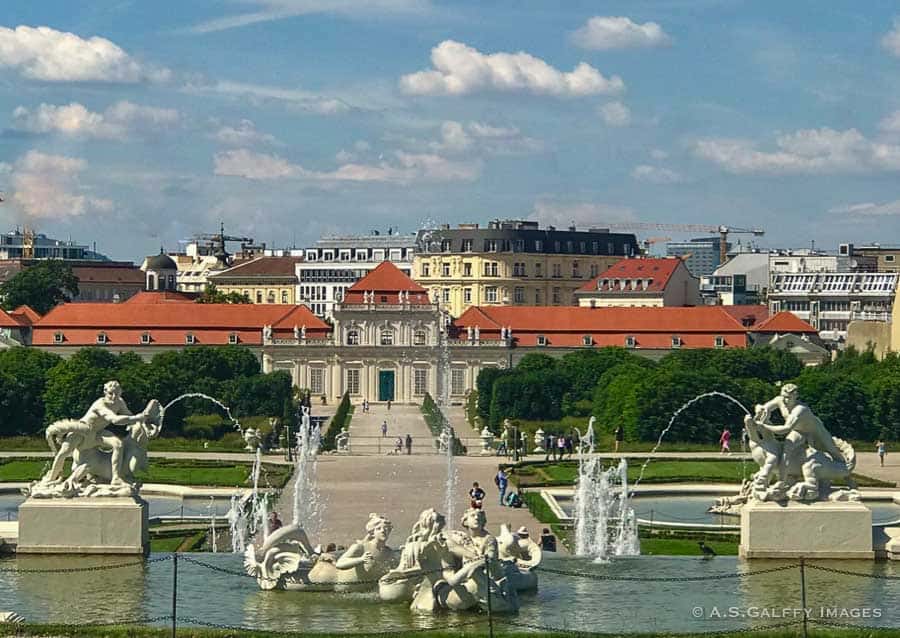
[245,513,395,592]
[479,426,494,455]
[27,381,162,498]
[496,524,542,591]
[294,325,301,341]
[712,384,857,512]
[243,428,262,451]
[379,508,454,604]
[262,324,273,343]
[335,427,351,452]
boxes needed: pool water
[0,494,234,521]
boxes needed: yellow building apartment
[208,256,302,304]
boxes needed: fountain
[292,406,323,536]
[573,418,638,561]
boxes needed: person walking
[495,468,509,506]
[387,399,392,411]
[381,420,388,437]
[556,434,566,461]
[876,439,887,467]
[469,482,485,509]
[565,435,574,459]
[719,428,731,455]
[405,433,412,455]
[394,436,403,454]
[614,424,624,453]
[741,427,750,453]
[362,399,369,414]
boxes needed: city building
[208,256,304,304]
[71,263,146,302]
[575,258,700,307]
[768,271,898,343]
[0,305,38,347]
[700,252,769,305]
[140,251,178,293]
[769,250,848,277]
[296,233,417,318]
[841,243,900,273]
[413,220,639,317]
[31,291,327,356]
[0,228,109,262]
[666,237,728,277]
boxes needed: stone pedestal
[740,500,873,559]
[17,496,148,555]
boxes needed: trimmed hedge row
[421,393,466,455]
[322,392,351,450]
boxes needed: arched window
[413,330,427,346]
[380,329,395,346]
[346,330,360,345]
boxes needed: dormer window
[96,332,108,345]
[347,330,360,345]
[582,335,592,346]
[229,333,239,345]
[54,331,64,344]
[185,333,196,345]
[140,332,151,345]
[537,335,547,346]
[714,335,725,349]
[671,335,682,348]
[625,335,636,348]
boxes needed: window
[513,262,526,277]
[54,331,64,344]
[373,249,385,261]
[464,288,472,303]
[552,287,561,304]
[440,240,452,253]
[535,240,544,252]
[451,369,465,395]
[625,335,636,348]
[463,262,472,277]
[442,288,450,304]
[414,369,428,395]
[483,262,499,277]
[442,262,451,277]
[462,239,473,252]
[572,261,581,278]
[347,369,360,395]
[185,333,196,345]
[256,291,263,303]
[534,262,542,277]
[485,286,498,303]
[414,330,427,346]
[229,333,239,345]
[714,335,725,349]
[582,335,592,346]
[309,368,324,395]
[380,329,395,346]
[887,255,896,263]
[421,263,431,277]
[552,263,561,278]
[671,335,682,348]
[514,286,525,303]
[96,332,108,344]
[535,289,542,305]
[484,239,499,252]
[347,329,360,345]
[514,239,525,252]
[537,335,547,346]
[141,332,151,345]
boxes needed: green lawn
[14,624,900,638]
[514,417,723,452]
[0,435,248,453]
[0,457,291,488]
[510,460,893,487]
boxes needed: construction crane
[600,223,764,265]
[640,236,671,255]
[188,222,264,262]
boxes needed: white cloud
[631,164,683,184]
[214,148,480,184]
[693,127,900,174]
[400,40,624,97]
[882,18,900,57]
[428,121,542,155]
[10,151,112,218]
[529,200,637,228]
[571,16,672,50]
[210,119,279,146]
[189,0,431,34]
[829,199,900,217]
[650,148,669,160]
[599,101,631,127]
[880,110,900,133]
[12,101,179,139]
[0,25,169,82]
[186,80,352,114]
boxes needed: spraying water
[573,418,639,561]
[291,406,323,537]
[440,424,459,524]
[207,496,218,553]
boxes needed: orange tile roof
[72,265,145,284]
[347,261,427,293]
[578,258,683,293]
[753,311,818,333]
[721,305,770,327]
[10,305,41,325]
[0,309,21,328]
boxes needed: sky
[3,1,900,261]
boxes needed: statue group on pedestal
[27,381,163,498]
[243,506,542,614]
[712,384,857,513]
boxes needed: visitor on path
[565,435,574,459]
[363,399,369,413]
[545,433,554,461]
[540,527,557,552]
[556,435,566,460]
[394,436,403,454]
[741,427,750,453]
[387,399,392,411]
[469,482,485,509]
[268,511,283,533]
[876,440,887,467]
[405,433,412,455]
[505,491,523,508]
[381,420,388,437]
[495,468,509,506]
[614,424,624,453]
[719,428,731,455]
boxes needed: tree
[0,348,62,434]
[0,260,79,314]
[560,348,652,415]
[196,283,251,304]
[43,349,124,423]
[793,369,875,440]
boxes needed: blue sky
[2,1,900,260]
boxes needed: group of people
[390,434,413,455]
[543,433,575,461]
[467,469,522,509]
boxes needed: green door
[378,370,395,402]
